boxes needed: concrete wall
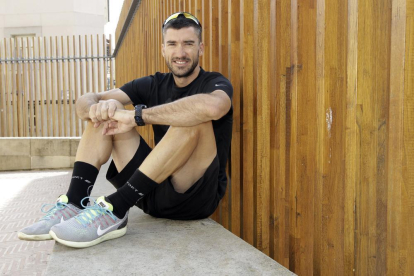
[0,138,80,171]
[0,0,107,38]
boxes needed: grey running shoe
[49,196,128,248]
[17,195,81,241]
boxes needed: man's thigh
[170,121,217,193]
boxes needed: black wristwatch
[134,104,147,126]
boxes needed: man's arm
[143,90,231,126]
[76,88,133,122]
[103,90,231,135]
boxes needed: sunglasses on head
[163,12,202,28]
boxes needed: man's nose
[175,45,186,57]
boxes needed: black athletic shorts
[106,136,221,220]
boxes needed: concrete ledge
[45,162,296,276]
[46,215,295,275]
[0,138,80,171]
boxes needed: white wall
[0,0,107,37]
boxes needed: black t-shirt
[120,68,233,199]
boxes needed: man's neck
[173,66,201,88]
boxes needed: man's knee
[168,121,213,140]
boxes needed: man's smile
[173,59,190,66]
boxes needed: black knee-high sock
[66,161,99,208]
[107,169,158,218]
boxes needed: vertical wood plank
[74,36,80,137]
[4,39,12,136]
[50,37,57,136]
[56,36,62,137]
[33,37,40,137]
[110,34,114,90]
[10,39,18,136]
[16,38,24,136]
[256,0,271,255]
[295,1,318,274]
[314,0,325,274]
[274,0,291,267]
[345,0,358,274]
[242,0,255,246]
[22,38,28,136]
[86,35,90,94]
[375,1,392,275]
[229,0,241,238]
[62,36,68,136]
[322,0,348,274]
[356,1,380,274]
[26,37,34,137]
[103,34,107,91]
[387,0,406,274]
[288,0,299,272]
[91,35,96,93]
[38,37,45,136]
[218,0,230,230]
[403,2,414,275]
[44,37,51,137]
[68,36,73,136]
[97,34,102,92]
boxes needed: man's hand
[89,99,124,128]
[102,109,136,135]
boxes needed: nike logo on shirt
[97,219,124,236]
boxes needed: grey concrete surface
[45,162,296,276]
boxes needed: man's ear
[161,44,165,57]
[199,42,204,56]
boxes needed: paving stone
[0,169,72,276]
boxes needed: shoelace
[39,202,69,221]
[75,196,117,227]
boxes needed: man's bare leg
[139,121,217,193]
[65,120,141,207]
[75,121,140,172]
[74,119,215,196]
[106,121,217,218]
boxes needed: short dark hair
[162,16,202,43]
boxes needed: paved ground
[0,169,71,276]
[1,164,295,276]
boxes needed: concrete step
[45,162,295,276]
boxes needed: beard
[166,56,199,78]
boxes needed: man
[17,12,233,248]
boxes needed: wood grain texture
[111,0,414,275]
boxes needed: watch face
[134,105,145,126]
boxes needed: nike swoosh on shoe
[97,220,123,236]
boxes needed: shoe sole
[17,232,52,241]
[49,226,127,248]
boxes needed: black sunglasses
[163,12,202,28]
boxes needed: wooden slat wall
[0,35,115,137]
[115,0,414,275]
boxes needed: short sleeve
[202,75,233,100]
[119,76,153,106]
